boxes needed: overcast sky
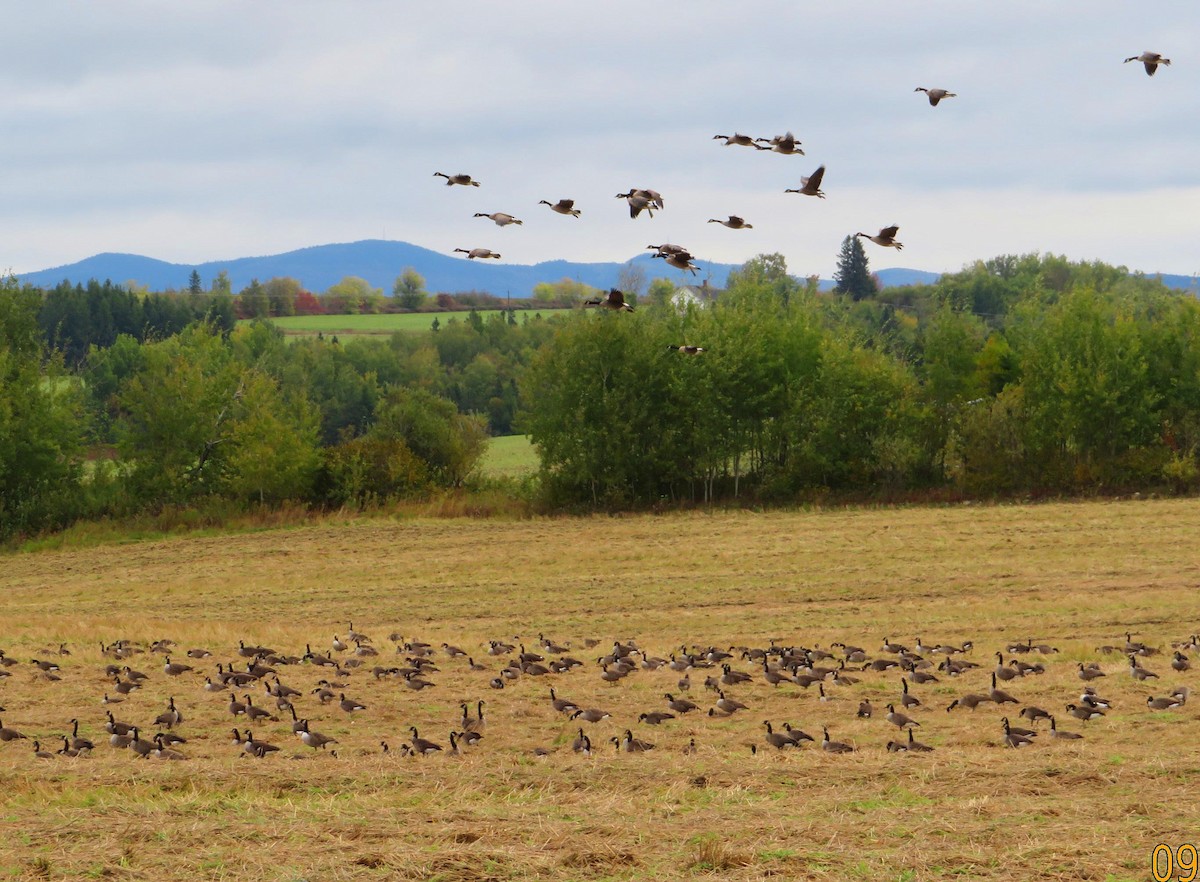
[3,2,1198,282]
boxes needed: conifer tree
[833,235,877,301]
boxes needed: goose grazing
[784,165,826,199]
[914,87,956,106]
[1078,662,1106,681]
[539,198,580,217]
[856,225,903,250]
[667,345,706,355]
[572,707,611,723]
[638,711,675,725]
[1124,52,1170,76]
[755,131,804,155]
[452,248,501,260]
[473,212,523,227]
[712,133,760,148]
[707,216,753,230]
[433,172,480,187]
[582,288,634,312]
[1019,706,1052,723]
[242,729,280,758]
[1065,703,1105,721]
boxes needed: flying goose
[1124,52,1170,76]
[756,131,804,154]
[712,133,760,148]
[433,172,480,187]
[914,87,956,106]
[647,243,688,256]
[616,190,656,219]
[667,345,706,355]
[708,216,753,230]
[651,250,700,274]
[452,248,501,260]
[539,198,581,217]
[474,212,523,227]
[784,165,826,198]
[582,288,634,312]
[856,225,903,250]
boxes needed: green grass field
[1,499,1198,881]
[249,309,566,337]
[477,434,537,478]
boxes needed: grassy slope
[1,500,1198,881]
[478,434,538,478]
[252,309,565,336]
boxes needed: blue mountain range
[15,239,1195,297]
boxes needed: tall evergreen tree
[187,270,203,296]
[833,235,877,301]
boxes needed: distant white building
[671,280,722,310]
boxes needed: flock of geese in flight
[430,51,1171,303]
[0,626,1193,761]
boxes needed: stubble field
[1,499,1198,881]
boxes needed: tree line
[3,250,1199,542]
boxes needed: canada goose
[899,678,921,709]
[720,664,752,685]
[0,719,27,741]
[1002,719,1035,749]
[639,711,675,725]
[461,701,486,734]
[755,131,804,155]
[1172,651,1191,672]
[572,707,611,723]
[665,693,699,714]
[549,688,579,714]
[784,165,826,198]
[452,248,501,260]
[227,694,248,716]
[714,690,748,715]
[186,648,212,659]
[474,212,523,227]
[539,198,580,217]
[668,345,706,355]
[988,672,1019,704]
[1080,687,1112,709]
[857,699,873,718]
[821,726,854,754]
[243,695,276,722]
[67,720,94,752]
[1146,694,1185,710]
[571,728,591,754]
[946,693,991,711]
[647,243,689,257]
[339,693,366,714]
[409,727,442,755]
[1065,703,1105,721]
[459,729,482,747]
[154,697,183,729]
[111,675,140,694]
[1046,716,1084,740]
[763,721,795,750]
[651,250,700,274]
[856,225,903,250]
[1001,716,1037,739]
[162,657,192,677]
[58,736,83,758]
[708,216,753,230]
[914,87,956,106]
[30,658,60,673]
[127,727,155,758]
[994,652,1019,681]
[331,635,348,652]
[582,288,634,312]
[297,721,339,750]
[1124,52,1170,76]
[905,728,934,752]
[618,729,654,753]
[616,190,656,219]
[150,734,187,760]
[712,133,760,148]
[1077,662,1105,681]
[782,722,815,745]
[885,704,920,729]
[242,729,280,758]
[1129,656,1159,680]
[433,172,480,187]
[31,740,55,759]
[1019,706,1052,723]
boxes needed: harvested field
[1,499,1198,881]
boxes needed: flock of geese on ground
[0,626,1195,762]
[431,51,1171,300]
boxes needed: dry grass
[0,499,1197,881]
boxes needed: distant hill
[15,240,1197,297]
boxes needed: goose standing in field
[755,131,804,154]
[68,719,94,752]
[856,225,903,250]
[452,248,501,260]
[409,727,442,755]
[473,212,523,227]
[707,215,753,230]
[914,87,956,106]
[1002,719,1035,748]
[821,726,854,753]
[1048,716,1084,740]
[1129,655,1159,680]
[538,198,581,217]
[1124,52,1170,76]
[1146,693,1186,710]
[784,164,826,199]
[154,697,183,729]
[433,172,481,187]
[162,657,193,676]
[885,704,920,729]
[297,720,339,750]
